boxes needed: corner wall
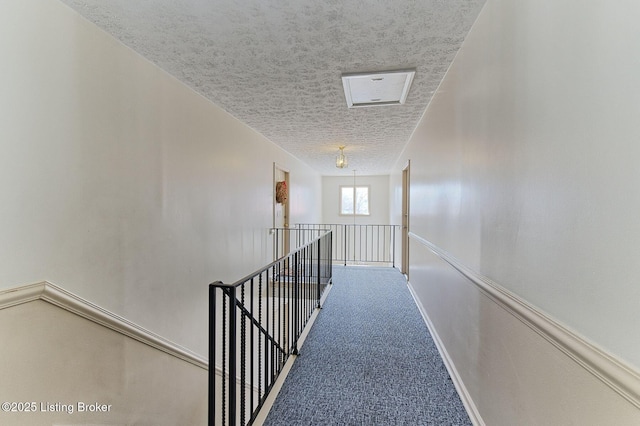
[392,0,640,423]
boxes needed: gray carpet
[263,266,471,426]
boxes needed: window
[340,186,370,215]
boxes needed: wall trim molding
[406,281,484,426]
[0,281,208,370]
[409,232,640,409]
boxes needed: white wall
[322,175,389,225]
[0,297,208,425]
[0,0,320,362]
[392,0,640,423]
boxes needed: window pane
[355,187,369,215]
[341,187,353,214]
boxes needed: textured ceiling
[60,0,486,175]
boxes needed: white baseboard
[0,281,208,370]
[406,281,484,426]
[408,232,640,410]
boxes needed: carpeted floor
[263,266,471,426]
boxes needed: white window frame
[339,185,370,216]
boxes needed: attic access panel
[341,69,415,108]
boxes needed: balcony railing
[209,230,332,426]
[295,224,400,267]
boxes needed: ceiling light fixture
[336,146,348,169]
[341,69,416,108]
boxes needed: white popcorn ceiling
[60,0,486,175]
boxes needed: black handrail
[209,230,332,426]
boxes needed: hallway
[264,266,470,425]
[4,1,640,424]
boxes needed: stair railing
[209,230,332,426]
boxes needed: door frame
[401,160,410,277]
[273,163,290,258]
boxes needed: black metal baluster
[392,225,396,267]
[274,263,279,371]
[302,246,306,338]
[274,265,279,379]
[266,268,271,390]
[228,288,237,426]
[344,224,347,266]
[300,247,304,326]
[380,225,383,262]
[292,250,299,355]
[307,245,312,314]
[302,246,306,321]
[317,239,321,308]
[271,265,276,387]
[250,278,254,418]
[279,260,284,366]
[209,285,216,426]
[303,246,307,331]
[283,258,288,363]
[288,256,292,355]
[377,225,381,262]
[258,275,262,402]
[222,293,227,426]
[240,284,246,426]
[329,232,333,281]
[358,226,369,262]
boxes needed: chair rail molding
[409,232,640,410]
[0,281,208,370]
